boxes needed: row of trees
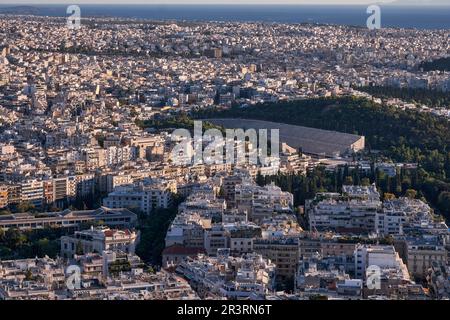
[0,219,106,260]
[420,56,450,72]
[135,113,223,133]
[357,85,450,109]
[135,195,185,266]
[0,227,66,260]
[256,165,425,206]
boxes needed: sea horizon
[0,3,449,30]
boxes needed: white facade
[103,179,176,214]
[354,244,410,282]
[61,226,139,258]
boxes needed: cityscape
[0,1,449,305]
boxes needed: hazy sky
[1,0,443,5]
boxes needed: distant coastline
[0,4,449,30]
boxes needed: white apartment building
[60,226,139,258]
[106,174,133,193]
[354,244,410,283]
[225,223,261,255]
[176,252,276,300]
[20,179,44,207]
[235,182,294,223]
[165,212,211,248]
[204,224,229,256]
[105,146,133,166]
[307,185,382,234]
[178,192,226,221]
[103,179,176,214]
[377,198,434,236]
[406,235,448,279]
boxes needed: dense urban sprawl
[0,15,449,300]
